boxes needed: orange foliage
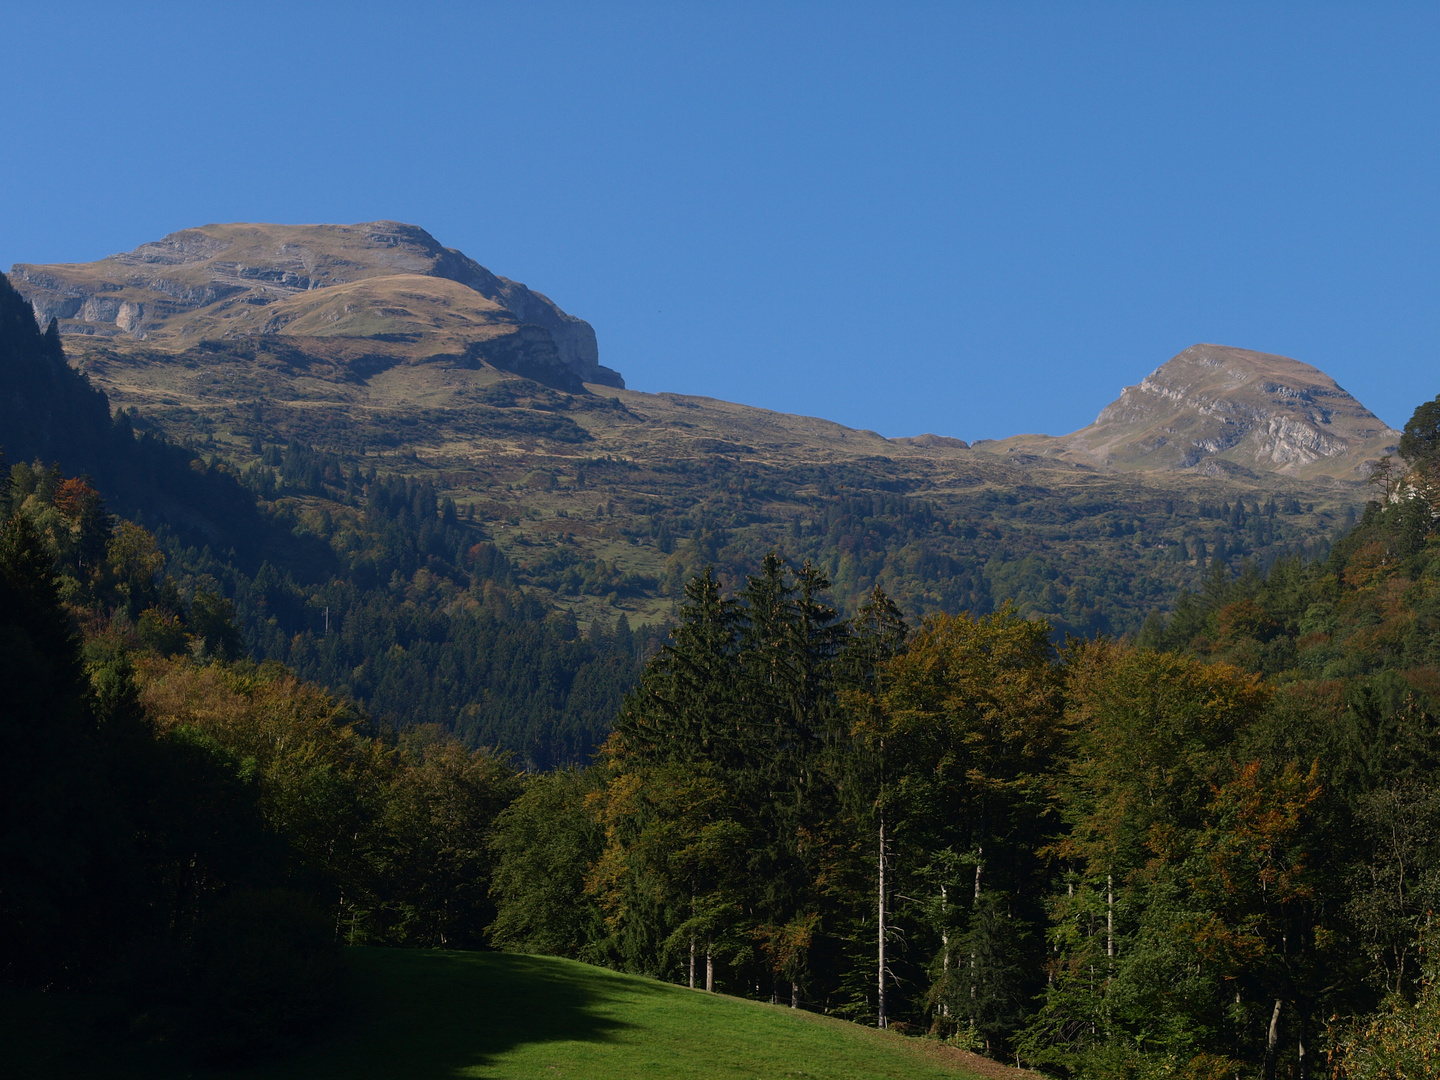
[1343,540,1397,591]
[53,476,100,523]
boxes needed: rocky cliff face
[983,344,1401,480]
[10,222,623,390]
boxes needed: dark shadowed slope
[0,271,328,574]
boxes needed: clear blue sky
[2,3,1435,440]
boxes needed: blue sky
[1,3,1435,439]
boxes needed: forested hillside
[80,346,1363,642]
[0,272,646,767]
[484,396,1440,1079]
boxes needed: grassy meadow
[8,949,992,1080]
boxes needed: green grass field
[8,949,989,1079]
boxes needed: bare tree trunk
[970,847,982,1013]
[706,942,714,993]
[940,883,950,1018]
[689,935,696,989]
[1297,1008,1309,1080]
[877,811,888,1028]
[1264,998,1283,1080]
[1106,874,1114,962]
[791,981,799,1008]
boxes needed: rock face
[891,433,970,450]
[10,222,624,391]
[984,344,1401,480]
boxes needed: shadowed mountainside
[0,272,325,571]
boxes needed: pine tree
[595,566,749,980]
[735,555,844,1005]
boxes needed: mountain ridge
[2,224,1395,638]
[11,224,1397,484]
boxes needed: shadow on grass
[250,948,649,1080]
[4,950,655,1080]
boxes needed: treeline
[483,398,1440,1079]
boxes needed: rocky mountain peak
[9,222,622,391]
[984,344,1400,480]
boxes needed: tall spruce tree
[596,567,749,981]
[735,555,845,1005]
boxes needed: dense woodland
[4,267,1440,1076]
[483,415,1440,1079]
[181,459,651,769]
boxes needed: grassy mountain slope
[12,224,1387,641]
[11,221,621,390]
[8,949,1012,1079]
[63,330,1368,637]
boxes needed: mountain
[981,344,1400,480]
[0,267,643,768]
[6,224,1395,644]
[10,222,623,392]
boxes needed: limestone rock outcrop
[983,344,1400,480]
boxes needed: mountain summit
[10,222,622,391]
[986,344,1400,480]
